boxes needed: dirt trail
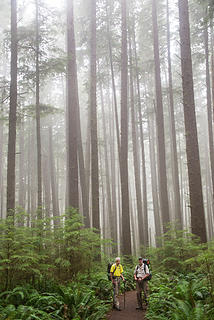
[106,291,146,320]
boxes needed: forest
[0,0,214,319]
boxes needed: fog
[0,0,213,256]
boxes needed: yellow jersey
[110,263,123,277]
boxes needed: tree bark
[85,111,91,220]
[178,0,207,242]
[109,97,118,249]
[204,25,214,211]
[30,125,37,223]
[42,152,51,219]
[106,1,120,155]
[1,52,6,219]
[27,121,31,226]
[66,0,79,210]
[120,0,131,255]
[77,111,90,227]
[148,111,162,244]
[49,126,60,227]
[166,0,182,226]
[90,0,100,231]
[35,0,42,217]
[128,33,144,246]
[71,8,90,225]
[205,140,213,240]
[18,122,25,210]
[99,145,109,242]
[99,81,114,241]
[7,0,18,217]
[152,0,170,232]
[132,24,149,246]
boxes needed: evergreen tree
[120,0,131,255]
[7,0,17,218]
[90,0,100,231]
[178,0,207,242]
[66,0,79,210]
[152,0,170,232]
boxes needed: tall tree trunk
[148,111,162,244]
[109,97,118,249]
[205,138,213,240]
[42,153,51,219]
[106,0,120,154]
[49,126,60,227]
[66,0,79,209]
[30,126,37,223]
[90,0,100,231]
[99,81,114,241]
[7,0,17,217]
[77,112,90,227]
[106,1,120,245]
[72,21,90,225]
[178,0,207,242]
[120,0,131,255]
[129,187,137,255]
[152,0,170,232]
[27,121,31,226]
[35,0,42,217]
[204,25,214,210]
[166,0,182,226]
[18,122,25,210]
[128,33,144,246]
[132,24,149,246]
[1,50,6,219]
[178,134,185,226]
[85,111,91,217]
[100,155,105,237]
[99,145,109,242]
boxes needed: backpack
[136,262,152,281]
[107,262,117,281]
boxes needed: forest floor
[107,291,147,319]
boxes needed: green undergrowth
[146,227,214,320]
[0,209,138,319]
[0,275,110,320]
[0,209,113,319]
[2,211,213,320]
[0,268,136,320]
